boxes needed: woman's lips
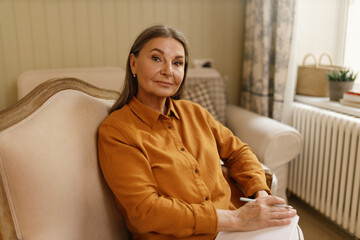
[155,81,172,87]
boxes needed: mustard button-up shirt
[97,97,269,240]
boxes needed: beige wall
[0,0,245,111]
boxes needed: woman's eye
[152,56,161,62]
[174,61,184,66]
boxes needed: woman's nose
[161,62,172,76]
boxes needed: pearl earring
[133,74,136,78]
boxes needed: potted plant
[327,69,358,101]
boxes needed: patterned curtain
[241,0,296,121]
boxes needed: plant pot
[328,81,354,101]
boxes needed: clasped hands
[216,190,297,232]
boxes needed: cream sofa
[16,67,302,201]
[0,67,302,239]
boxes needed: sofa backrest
[0,79,131,240]
[17,67,126,100]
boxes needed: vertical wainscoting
[0,0,244,110]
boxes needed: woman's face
[130,37,185,102]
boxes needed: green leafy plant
[327,69,358,81]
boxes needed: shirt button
[195,169,199,173]
[168,125,172,129]
[180,147,185,151]
[205,196,209,201]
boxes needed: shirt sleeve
[205,112,271,197]
[97,123,218,238]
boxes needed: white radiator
[288,102,360,238]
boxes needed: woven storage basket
[296,53,342,97]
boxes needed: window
[343,0,360,90]
[293,0,360,118]
[297,0,360,91]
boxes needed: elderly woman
[97,25,297,240]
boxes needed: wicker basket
[296,53,342,97]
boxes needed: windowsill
[294,95,360,118]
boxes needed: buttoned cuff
[191,201,218,235]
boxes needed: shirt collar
[128,97,180,129]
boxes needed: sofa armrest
[226,104,302,169]
[260,163,278,195]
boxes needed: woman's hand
[216,195,297,232]
[255,190,269,198]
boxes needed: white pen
[240,197,294,209]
